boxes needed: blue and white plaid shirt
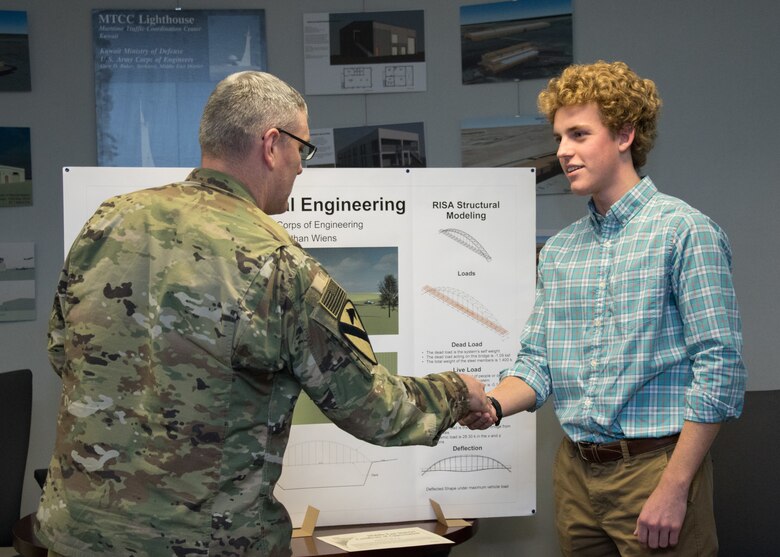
[502,177,746,443]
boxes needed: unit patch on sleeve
[338,301,378,365]
[317,276,378,365]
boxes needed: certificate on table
[318,527,453,552]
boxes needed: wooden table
[291,519,478,556]
[12,514,45,557]
[13,514,477,557]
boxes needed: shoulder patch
[316,275,378,365]
[338,301,378,365]
[319,276,348,319]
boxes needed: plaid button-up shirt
[502,177,746,443]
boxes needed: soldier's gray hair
[199,71,307,161]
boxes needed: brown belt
[572,434,679,463]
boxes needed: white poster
[304,11,427,95]
[61,167,536,527]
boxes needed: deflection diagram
[277,440,395,490]
[422,455,511,475]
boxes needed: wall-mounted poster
[460,0,572,85]
[93,9,267,167]
[0,127,32,207]
[304,11,426,95]
[0,242,35,322]
[0,10,31,91]
[309,122,426,168]
[461,115,569,195]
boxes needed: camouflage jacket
[38,168,469,557]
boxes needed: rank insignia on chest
[318,275,378,365]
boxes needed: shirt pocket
[610,267,666,333]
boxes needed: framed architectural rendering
[309,122,426,168]
[0,127,32,207]
[0,242,35,322]
[461,115,569,195]
[0,10,31,91]
[460,0,572,84]
[304,10,426,95]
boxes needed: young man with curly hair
[463,61,745,556]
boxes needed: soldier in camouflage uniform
[37,71,490,557]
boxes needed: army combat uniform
[38,168,470,557]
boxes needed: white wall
[1,1,777,555]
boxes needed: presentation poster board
[62,167,537,527]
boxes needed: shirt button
[599,280,606,289]
[590,359,598,368]
[594,317,602,326]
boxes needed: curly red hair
[537,61,662,168]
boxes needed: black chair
[0,369,32,550]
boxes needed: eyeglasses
[277,128,317,161]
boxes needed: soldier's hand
[456,373,489,414]
[458,406,497,430]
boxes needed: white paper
[318,527,453,552]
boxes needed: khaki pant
[553,437,717,556]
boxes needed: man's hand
[456,373,491,415]
[458,405,496,429]
[634,480,688,548]
[456,374,495,429]
[633,421,721,549]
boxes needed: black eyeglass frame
[277,128,317,161]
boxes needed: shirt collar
[588,176,658,231]
[185,167,258,206]
[184,167,297,245]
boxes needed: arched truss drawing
[422,455,511,475]
[278,440,395,490]
[422,285,508,337]
[439,228,492,261]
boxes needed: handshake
[457,373,500,430]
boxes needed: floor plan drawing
[342,67,372,89]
